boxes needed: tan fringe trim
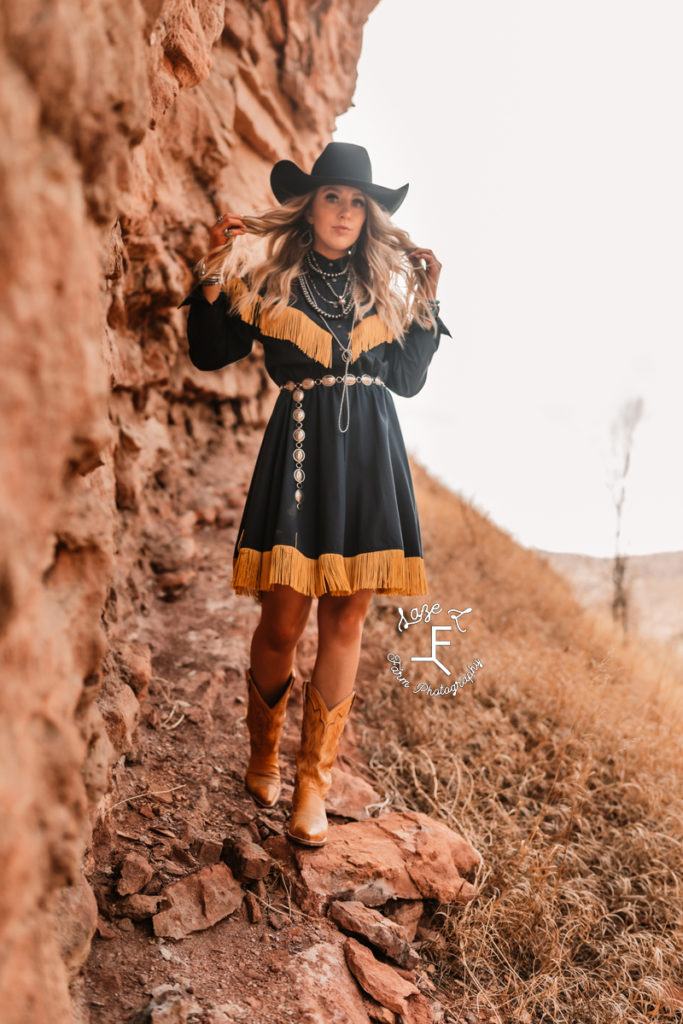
[257,307,333,366]
[230,283,332,366]
[232,545,428,598]
[350,314,394,361]
[226,281,395,368]
[225,278,258,322]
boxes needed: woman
[178,142,450,846]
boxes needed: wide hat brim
[270,142,409,215]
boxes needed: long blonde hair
[194,190,439,341]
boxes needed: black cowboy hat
[270,142,409,215]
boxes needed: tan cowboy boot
[287,680,356,847]
[245,667,295,807]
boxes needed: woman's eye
[353,199,366,207]
[325,193,339,202]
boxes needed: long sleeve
[177,283,256,371]
[382,315,452,398]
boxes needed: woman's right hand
[208,212,247,250]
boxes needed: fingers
[407,248,442,275]
[407,247,440,263]
[209,212,247,246]
[215,212,247,234]
[407,247,442,302]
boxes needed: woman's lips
[333,226,350,233]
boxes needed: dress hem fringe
[232,545,428,598]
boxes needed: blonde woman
[179,142,450,846]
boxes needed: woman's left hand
[408,248,442,298]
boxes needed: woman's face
[306,184,367,259]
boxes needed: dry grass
[359,461,683,1023]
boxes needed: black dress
[178,253,451,599]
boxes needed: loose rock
[382,899,424,942]
[374,812,481,901]
[222,836,273,881]
[329,899,419,969]
[117,852,155,896]
[131,981,200,1024]
[363,1001,396,1023]
[344,938,434,1024]
[289,941,378,1023]
[196,838,224,866]
[152,863,243,940]
[244,890,262,924]
[116,893,162,920]
[344,936,420,1014]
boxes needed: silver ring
[224,227,231,237]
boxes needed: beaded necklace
[299,250,356,318]
[305,250,350,280]
[297,251,360,432]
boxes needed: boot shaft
[244,667,296,808]
[294,680,356,796]
[245,668,295,757]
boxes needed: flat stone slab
[284,810,481,912]
[152,863,243,940]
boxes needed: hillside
[384,461,683,1021]
[537,548,683,661]
[81,445,683,1023]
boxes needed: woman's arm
[382,314,452,398]
[382,243,449,397]
[177,282,256,371]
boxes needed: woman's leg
[312,589,374,707]
[250,584,313,704]
[288,588,374,846]
[244,584,313,807]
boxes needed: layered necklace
[298,250,356,319]
[298,250,357,433]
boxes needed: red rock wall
[0,2,377,1020]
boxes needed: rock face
[0,2,378,1021]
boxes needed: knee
[258,614,304,653]
[320,597,369,642]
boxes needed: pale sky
[335,0,683,557]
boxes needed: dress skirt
[231,381,428,598]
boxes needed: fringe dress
[178,253,451,599]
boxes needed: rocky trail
[81,435,483,1024]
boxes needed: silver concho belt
[280,374,385,510]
